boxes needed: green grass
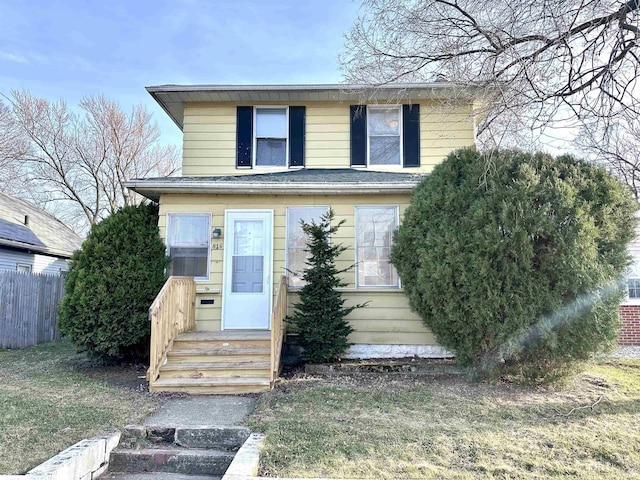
[250,359,640,479]
[0,340,163,474]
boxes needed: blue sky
[0,0,360,146]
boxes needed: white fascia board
[125,180,418,200]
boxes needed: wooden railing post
[270,276,288,387]
[147,276,196,384]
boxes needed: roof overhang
[0,237,73,259]
[146,82,484,130]
[125,178,420,203]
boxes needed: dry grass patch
[0,340,164,474]
[250,360,640,479]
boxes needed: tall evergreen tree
[288,209,367,363]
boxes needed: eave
[0,238,73,259]
[146,82,483,130]
[125,179,419,203]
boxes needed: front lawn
[250,359,640,479]
[0,340,164,474]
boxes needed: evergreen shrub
[391,148,637,383]
[288,209,366,363]
[58,203,169,361]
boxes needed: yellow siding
[159,193,437,346]
[181,101,475,176]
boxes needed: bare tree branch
[0,91,179,230]
[342,0,640,158]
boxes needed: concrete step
[159,361,270,379]
[108,448,233,476]
[122,425,251,450]
[150,377,271,395]
[102,474,220,480]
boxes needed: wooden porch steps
[151,377,271,395]
[150,330,272,394]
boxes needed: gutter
[125,180,420,201]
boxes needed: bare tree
[3,91,179,230]
[575,113,640,197]
[342,0,640,145]
[0,100,29,193]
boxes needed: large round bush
[391,148,637,382]
[58,203,169,361]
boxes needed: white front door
[222,210,273,329]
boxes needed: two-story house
[126,83,481,394]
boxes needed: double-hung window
[255,107,288,167]
[286,206,329,287]
[368,106,402,166]
[628,256,640,300]
[356,206,399,288]
[167,214,211,280]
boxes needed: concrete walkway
[144,396,257,427]
[102,395,258,480]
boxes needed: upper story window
[355,206,400,288]
[255,107,288,167]
[286,206,329,287]
[368,106,402,166]
[236,106,305,169]
[167,213,211,280]
[350,104,420,169]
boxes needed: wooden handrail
[270,275,288,386]
[147,276,196,383]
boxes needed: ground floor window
[355,206,399,288]
[166,213,211,280]
[628,256,640,299]
[16,263,32,274]
[286,206,329,287]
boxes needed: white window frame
[166,213,212,281]
[285,206,330,288]
[253,106,289,168]
[366,105,403,167]
[624,254,640,305]
[16,263,32,274]
[355,205,400,289]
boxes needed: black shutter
[350,105,367,167]
[236,106,253,168]
[289,106,305,167]
[402,104,420,168]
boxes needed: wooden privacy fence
[0,271,66,349]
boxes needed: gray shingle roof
[0,218,46,248]
[126,168,425,202]
[138,168,425,184]
[0,191,83,258]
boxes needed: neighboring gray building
[0,192,83,274]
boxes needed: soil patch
[71,357,150,392]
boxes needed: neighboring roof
[146,82,483,130]
[0,191,83,258]
[0,218,46,248]
[126,168,425,202]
